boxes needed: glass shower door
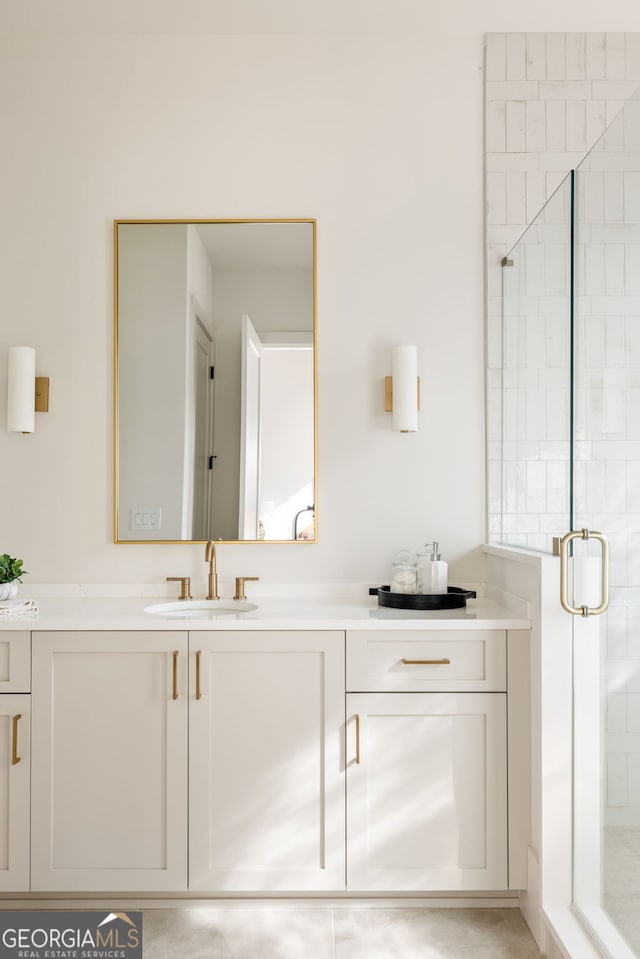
[498,84,640,959]
[572,88,640,959]
[498,173,573,553]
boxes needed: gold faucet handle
[234,576,259,601]
[166,576,192,600]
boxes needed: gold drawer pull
[401,658,451,665]
[12,714,22,765]
[195,650,202,701]
[172,650,179,700]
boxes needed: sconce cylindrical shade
[392,345,418,432]
[7,346,36,433]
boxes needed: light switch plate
[130,508,162,531]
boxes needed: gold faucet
[205,540,219,600]
[166,576,192,600]
[234,576,259,601]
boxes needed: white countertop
[0,594,531,631]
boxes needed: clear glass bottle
[390,549,417,594]
[417,542,448,594]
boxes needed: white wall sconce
[7,346,50,433]
[385,345,420,432]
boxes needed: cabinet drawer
[346,629,506,692]
[0,631,30,692]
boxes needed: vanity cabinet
[31,631,188,892]
[30,629,345,893]
[24,620,528,896]
[0,631,31,892]
[345,629,509,891]
[189,631,345,891]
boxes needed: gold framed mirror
[114,219,316,543]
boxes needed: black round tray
[368,586,477,610]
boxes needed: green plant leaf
[0,554,28,584]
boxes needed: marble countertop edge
[0,592,531,632]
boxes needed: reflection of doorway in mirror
[258,334,314,541]
[190,318,215,540]
[239,318,315,541]
[239,315,262,539]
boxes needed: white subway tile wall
[486,33,640,822]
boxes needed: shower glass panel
[498,175,573,552]
[573,87,640,958]
[498,83,640,959]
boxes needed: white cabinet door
[189,630,345,891]
[346,692,507,891]
[0,694,30,891]
[31,631,188,892]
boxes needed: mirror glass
[115,219,316,543]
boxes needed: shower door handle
[559,528,610,617]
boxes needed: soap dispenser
[417,542,448,595]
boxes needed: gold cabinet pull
[355,713,360,765]
[559,528,610,617]
[401,658,451,665]
[172,650,179,700]
[11,713,22,765]
[195,650,202,700]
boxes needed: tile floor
[143,907,545,959]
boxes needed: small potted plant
[0,554,28,601]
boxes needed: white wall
[4,4,640,589]
[117,224,189,541]
[260,349,315,540]
[117,223,215,542]
[187,226,215,332]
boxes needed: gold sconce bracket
[384,376,392,412]
[35,377,49,413]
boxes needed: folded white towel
[0,599,39,618]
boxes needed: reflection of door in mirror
[191,318,215,540]
[239,315,262,539]
[254,332,315,541]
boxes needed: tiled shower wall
[485,33,640,823]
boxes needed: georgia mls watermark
[0,911,142,959]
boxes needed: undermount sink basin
[144,599,258,618]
